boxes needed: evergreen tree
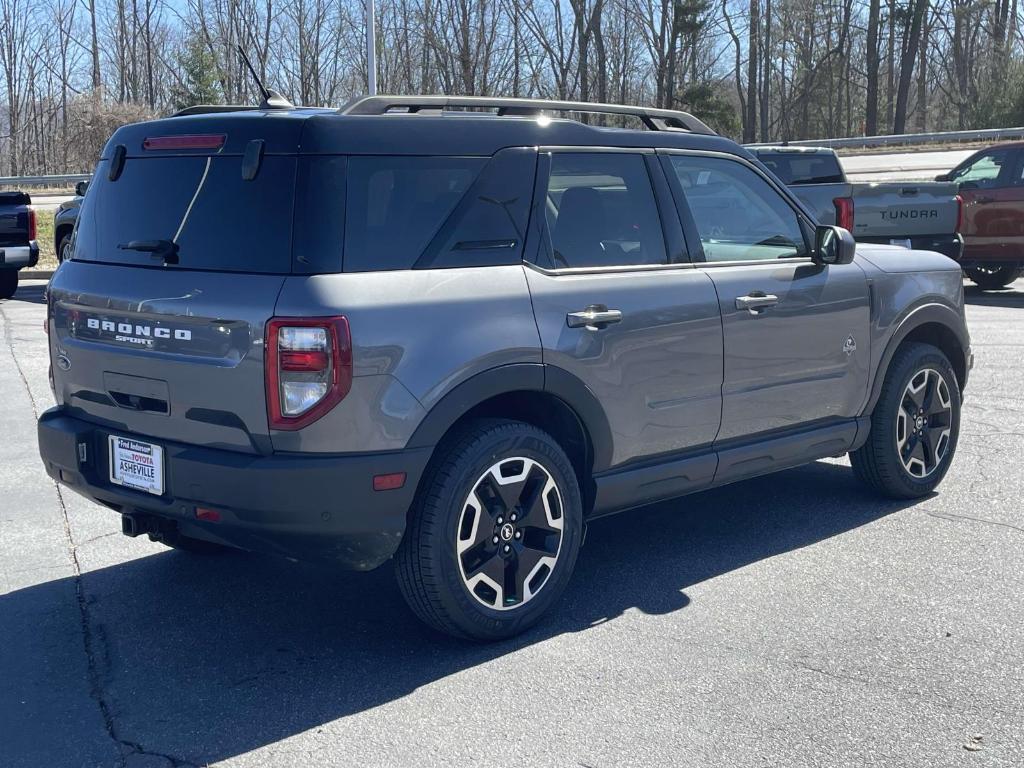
[170,36,222,111]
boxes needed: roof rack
[339,95,717,136]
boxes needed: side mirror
[75,180,89,197]
[814,225,856,266]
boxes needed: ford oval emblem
[56,353,72,371]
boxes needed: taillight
[28,207,37,241]
[833,197,855,231]
[955,194,963,233]
[265,317,352,430]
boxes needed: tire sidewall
[426,425,583,640]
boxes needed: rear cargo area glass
[73,155,296,273]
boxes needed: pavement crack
[2,307,199,768]
[923,509,1024,535]
[792,660,870,686]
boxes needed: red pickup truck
[937,143,1024,290]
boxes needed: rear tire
[0,270,18,299]
[396,418,583,641]
[850,342,961,499]
[965,265,1022,290]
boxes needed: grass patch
[34,212,60,271]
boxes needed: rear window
[72,155,296,273]
[756,152,844,185]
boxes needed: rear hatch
[48,112,306,454]
[849,181,961,239]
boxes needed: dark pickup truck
[0,191,40,298]
[748,146,963,263]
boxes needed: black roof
[105,100,747,160]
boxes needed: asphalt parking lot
[2,277,1023,768]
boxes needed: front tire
[965,265,1022,290]
[396,419,583,641]
[0,270,18,299]
[851,342,961,499]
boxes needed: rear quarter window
[340,149,537,272]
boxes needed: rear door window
[73,155,296,273]
[537,152,667,269]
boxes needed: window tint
[73,155,296,273]
[667,155,807,262]
[952,150,1010,189]
[344,156,484,272]
[756,152,844,185]
[540,152,666,269]
[415,147,536,269]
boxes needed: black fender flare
[863,302,970,416]
[405,363,613,472]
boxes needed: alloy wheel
[456,457,564,610]
[896,368,952,479]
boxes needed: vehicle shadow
[964,283,1024,307]
[1,460,920,766]
[5,282,47,305]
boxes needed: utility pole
[366,0,377,95]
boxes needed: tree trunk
[865,0,880,135]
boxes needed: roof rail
[339,95,717,136]
[171,105,263,117]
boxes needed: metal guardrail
[749,126,1024,150]
[0,173,91,188]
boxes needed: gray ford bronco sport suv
[38,96,971,640]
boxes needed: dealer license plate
[108,435,164,495]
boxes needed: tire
[0,270,18,300]
[965,265,1023,291]
[57,233,71,263]
[850,342,961,499]
[396,418,583,641]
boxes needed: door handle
[975,196,995,204]
[735,293,779,313]
[566,305,623,329]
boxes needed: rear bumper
[0,241,39,269]
[37,408,432,570]
[859,233,963,262]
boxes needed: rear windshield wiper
[118,239,179,265]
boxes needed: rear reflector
[143,134,226,151]
[954,194,963,233]
[195,507,221,522]
[373,473,407,491]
